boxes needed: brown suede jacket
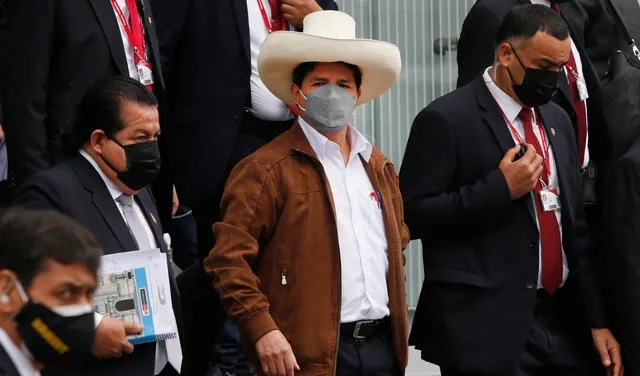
[205,122,411,375]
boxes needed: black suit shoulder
[15,160,80,211]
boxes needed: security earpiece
[0,294,9,304]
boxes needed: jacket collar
[288,121,388,171]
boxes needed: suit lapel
[537,105,575,221]
[232,0,251,63]
[474,77,537,223]
[88,0,129,75]
[136,189,166,251]
[71,156,138,251]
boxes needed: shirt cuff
[94,312,103,328]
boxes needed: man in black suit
[1,0,175,226]
[149,1,337,374]
[402,5,621,376]
[16,77,186,376]
[0,209,102,376]
[457,0,610,181]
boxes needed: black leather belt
[340,317,390,340]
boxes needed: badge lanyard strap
[256,0,288,33]
[110,0,149,66]
[496,105,552,187]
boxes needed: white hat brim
[258,32,402,106]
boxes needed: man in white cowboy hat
[204,10,410,376]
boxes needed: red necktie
[269,0,283,31]
[520,109,563,294]
[550,3,588,166]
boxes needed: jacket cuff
[240,309,279,344]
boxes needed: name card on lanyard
[110,0,154,89]
[497,105,561,212]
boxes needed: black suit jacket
[15,155,183,376]
[0,345,20,376]
[400,77,606,373]
[1,0,171,222]
[456,0,610,167]
[150,0,337,208]
[603,138,640,374]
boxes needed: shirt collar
[483,67,523,124]
[298,117,373,163]
[0,328,40,376]
[530,0,551,7]
[79,149,124,201]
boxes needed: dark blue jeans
[213,319,253,374]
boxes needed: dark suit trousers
[441,291,601,376]
[336,321,397,376]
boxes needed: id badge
[137,63,154,86]
[577,76,589,101]
[539,189,561,212]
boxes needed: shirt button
[526,284,535,290]
[528,242,536,248]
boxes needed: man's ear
[496,42,514,68]
[89,129,108,155]
[0,270,16,314]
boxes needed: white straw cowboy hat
[257,10,402,106]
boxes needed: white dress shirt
[79,150,177,375]
[484,69,569,288]
[0,328,40,376]
[111,0,140,81]
[246,0,294,121]
[298,117,390,322]
[531,0,590,168]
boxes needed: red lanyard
[497,105,552,181]
[110,0,148,65]
[256,0,288,32]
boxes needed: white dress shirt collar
[79,149,124,201]
[483,68,524,124]
[298,117,373,163]
[0,328,40,376]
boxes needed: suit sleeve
[204,158,280,345]
[456,3,501,88]
[603,158,640,344]
[1,0,55,184]
[399,108,513,240]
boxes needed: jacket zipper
[281,269,288,286]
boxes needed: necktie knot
[116,194,134,208]
[518,108,534,125]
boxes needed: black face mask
[101,138,161,191]
[506,45,561,108]
[7,279,96,367]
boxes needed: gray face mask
[298,84,357,133]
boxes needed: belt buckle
[353,320,374,339]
